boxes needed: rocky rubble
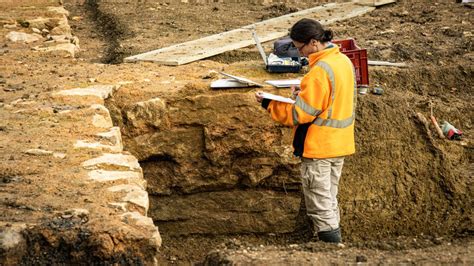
[3,5,79,57]
[0,1,161,264]
[203,237,473,265]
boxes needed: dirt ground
[1,0,473,264]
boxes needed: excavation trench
[105,65,473,244]
[91,0,472,262]
[84,0,131,64]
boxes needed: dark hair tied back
[290,18,333,44]
[322,30,333,42]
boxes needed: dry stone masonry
[0,2,161,264]
[1,82,162,263]
[3,4,79,58]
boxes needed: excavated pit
[106,64,472,241]
[67,0,473,263]
[102,60,473,263]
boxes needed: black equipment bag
[273,37,300,58]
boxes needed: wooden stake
[430,115,446,139]
[368,60,407,68]
[355,0,397,7]
[430,101,433,117]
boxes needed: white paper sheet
[219,72,263,87]
[258,92,295,104]
[211,79,253,89]
[265,79,301,88]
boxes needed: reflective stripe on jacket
[265,46,356,158]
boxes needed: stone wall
[0,1,161,264]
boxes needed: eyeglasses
[294,42,308,52]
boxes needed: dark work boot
[317,228,342,243]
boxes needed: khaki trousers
[300,157,344,232]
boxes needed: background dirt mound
[260,4,300,20]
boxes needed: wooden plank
[124,3,375,65]
[355,0,397,7]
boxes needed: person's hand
[255,91,264,103]
[291,86,300,99]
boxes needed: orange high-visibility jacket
[263,46,357,158]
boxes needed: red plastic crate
[333,39,369,87]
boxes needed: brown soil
[1,0,473,264]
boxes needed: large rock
[6,31,41,43]
[124,92,299,195]
[109,184,150,215]
[25,16,70,36]
[49,19,71,36]
[47,6,70,16]
[150,190,300,235]
[0,223,27,265]
[82,153,142,172]
[124,98,168,135]
[52,85,119,105]
[25,17,54,30]
[34,42,78,57]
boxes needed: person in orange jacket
[256,18,357,243]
